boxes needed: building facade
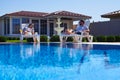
[0,11,91,37]
[90,10,120,36]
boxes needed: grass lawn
[7,40,27,43]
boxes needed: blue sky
[1,0,120,22]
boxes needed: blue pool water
[0,43,120,80]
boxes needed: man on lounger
[64,20,90,35]
[75,20,90,35]
[74,20,90,42]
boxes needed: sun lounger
[59,20,93,43]
[20,24,40,42]
[60,33,93,42]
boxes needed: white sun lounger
[60,33,93,43]
[20,24,40,42]
[59,20,93,43]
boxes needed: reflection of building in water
[57,43,63,61]
[104,50,120,69]
[55,43,76,67]
[62,43,75,58]
[73,43,93,50]
[77,44,93,73]
[57,43,93,68]
[104,51,110,66]
[33,43,40,53]
[20,43,40,59]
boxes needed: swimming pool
[0,43,120,80]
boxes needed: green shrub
[106,36,115,42]
[82,37,94,42]
[40,35,48,42]
[50,35,60,42]
[23,38,26,40]
[66,37,73,42]
[0,36,7,42]
[115,36,120,42]
[7,37,12,40]
[82,37,87,42]
[5,37,9,40]
[96,36,107,42]
[26,38,34,42]
[7,37,19,40]
[12,37,17,40]
[93,37,97,42]
[16,37,20,40]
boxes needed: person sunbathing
[65,28,74,34]
[22,23,39,42]
[23,23,34,35]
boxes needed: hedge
[115,36,120,42]
[40,35,48,42]
[66,37,73,42]
[0,36,7,42]
[106,36,116,42]
[96,36,107,42]
[50,35,60,42]
[26,38,34,42]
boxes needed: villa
[0,10,91,37]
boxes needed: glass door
[12,18,20,34]
[49,23,54,36]
[40,20,47,35]
[32,20,39,34]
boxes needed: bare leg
[33,38,36,42]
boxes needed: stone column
[10,17,12,34]
[47,18,50,37]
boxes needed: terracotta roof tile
[101,10,120,18]
[4,10,91,19]
[46,10,91,18]
[6,11,49,17]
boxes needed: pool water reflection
[0,43,120,80]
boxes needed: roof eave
[101,14,120,18]
[1,14,44,18]
[45,15,91,20]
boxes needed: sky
[1,0,120,22]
